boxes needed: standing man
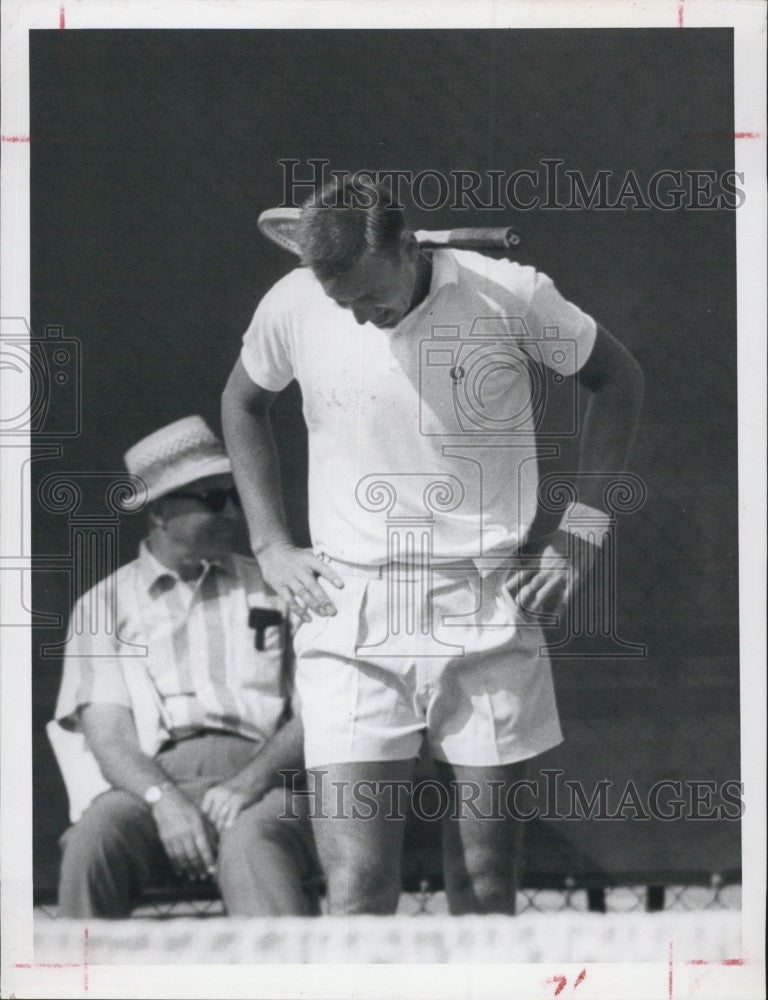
[49,415,318,918]
[222,179,643,915]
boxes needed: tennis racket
[257,207,521,257]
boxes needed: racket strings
[258,208,303,256]
[256,208,520,257]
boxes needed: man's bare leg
[436,759,528,914]
[307,759,416,915]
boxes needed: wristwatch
[143,783,168,805]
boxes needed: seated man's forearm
[227,715,305,802]
[80,703,174,801]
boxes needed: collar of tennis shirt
[389,248,459,336]
[137,540,234,595]
[429,247,460,290]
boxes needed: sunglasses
[167,487,242,513]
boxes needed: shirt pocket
[237,646,285,699]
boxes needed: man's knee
[61,791,151,872]
[448,838,519,913]
[217,791,315,877]
[217,809,282,868]
[217,787,296,858]
[58,791,161,918]
[216,799,320,916]
[321,837,400,914]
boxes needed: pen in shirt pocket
[248,605,284,650]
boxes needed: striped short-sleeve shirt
[57,542,290,746]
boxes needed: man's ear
[147,500,165,529]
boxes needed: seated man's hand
[505,529,600,621]
[201,754,275,834]
[149,785,218,880]
[201,780,253,835]
[256,541,344,623]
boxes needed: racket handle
[416,227,521,250]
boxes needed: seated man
[49,415,318,918]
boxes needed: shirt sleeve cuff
[239,345,293,393]
[561,502,611,544]
[574,315,598,373]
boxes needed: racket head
[257,208,521,257]
[257,207,302,256]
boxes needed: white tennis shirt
[241,249,597,566]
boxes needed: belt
[158,728,257,752]
[320,553,479,580]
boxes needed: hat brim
[145,455,233,504]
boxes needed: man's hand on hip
[256,541,344,622]
[505,529,601,620]
[149,785,218,880]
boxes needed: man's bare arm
[509,325,643,614]
[221,358,291,553]
[80,703,216,879]
[574,324,644,500]
[221,357,344,619]
[79,703,177,799]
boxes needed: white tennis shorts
[293,559,563,768]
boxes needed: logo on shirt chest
[418,317,578,437]
[419,328,534,435]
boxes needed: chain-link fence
[34,880,741,920]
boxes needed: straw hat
[123,415,232,504]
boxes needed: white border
[733,0,768,974]
[2,2,765,998]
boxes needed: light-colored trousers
[57,731,319,918]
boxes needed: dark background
[30,29,740,895]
